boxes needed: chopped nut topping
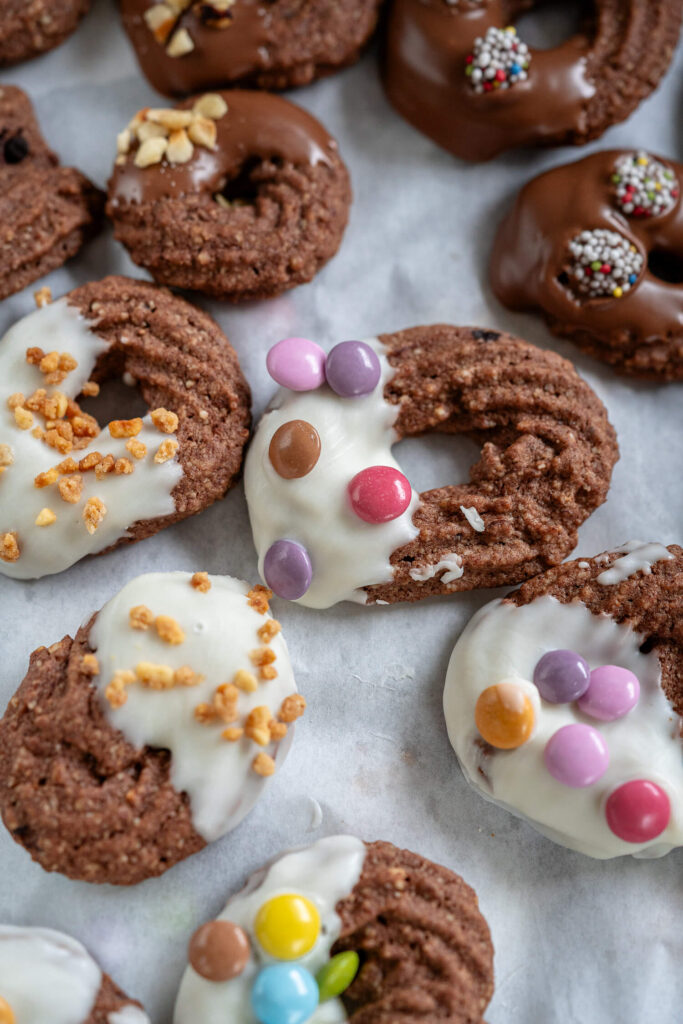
[148,108,194,130]
[174,665,203,687]
[115,457,134,475]
[144,2,176,42]
[260,665,278,681]
[166,128,194,164]
[247,584,272,614]
[126,438,147,460]
[213,682,239,722]
[35,507,56,527]
[0,532,20,562]
[81,381,100,397]
[233,668,258,693]
[95,454,116,480]
[258,619,281,643]
[188,116,217,150]
[57,457,78,474]
[135,136,168,168]
[39,351,59,374]
[166,27,194,56]
[252,752,276,777]
[58,475,83,504]
[194,702,216,725]
[119,91,227,172]
[249,645,277,668]
[191,571,211,592]
[44,392,68,420]
[82,653,99,675]
[0,444,13,467]
[34,286,52,308]
[14,406,33,430]
[155,614,185,645]
[79,451,103,472]
[193,93,229,120]
[7,393,24,410]
[222,726,244,742]
[83,496,107,534]
[34,467,58,489]
[154,438,179,463]
[269,721,287,741]
[151,407,179,434]
[109,418,143,439]
[136,661,175,689]
[26,347,44,366]
[130,605,154,630]
[105,669,136,708]
[279,694,306,723]
[244,705,272,746]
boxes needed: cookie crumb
[191,571,211,592]
[81,653,99,675]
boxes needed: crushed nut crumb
[154,438,179,463]
[0,444,13,468]
[14,406,33,430]
[126,438,147,460]
[252,752,276,777]
[95,454,116,480]
[109,418,143,439]
[155,614,185,645]
[81,653,99,675]
[35,507,56,527]
[130,605,154,630]
[258,619,281,643]
[115,457,134,475]
[233,668,258,692]
[34,286,52,308]
[151,407,179,434]
[260,665,278,681]
[247,584,272,614]
[279,694,306,723]
[249,646,277,668]
[58,475,83,504]
[83,496,107,534]
[191,571,211,592]
[34,467,59,489]
[213,682,239,723]
[0,532,20,562]
[222,726,244,742]
[136,661,175,689]
[81,380,100,397]
[244,705,272,746]
[174,665,203,687]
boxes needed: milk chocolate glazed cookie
[0,0,90,66]
[0,926,150,1023]
[174,836,494,1023]
[245,328,619,607]
[0,572,305,885]
[491,149,683,380]
[0,277,250,579]
[383,0,683,161]
[0,86,103,301]
[445,542,683,858]
[120,0,384,96]
[107,92,351,302]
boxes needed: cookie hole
[394,434,480,494]
[647,248,683,284]
[79,377,148,425]
[219,157,266,206]
[514,0,591,49]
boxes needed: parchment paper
[0,3,681,1022]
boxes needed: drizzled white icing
[409,552,464,584]
[174,836,366,1024]
[597,540,673,585]
[244,339,420,609]
[460,505,485,532]
[0,299,182,580]
[444,595,683,859]
[90,573,298,842]
[0,926,150,1024]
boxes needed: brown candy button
[188,920,251,982]
[269,420,321,479]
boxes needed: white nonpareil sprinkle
[466,26,531,93]
[567,228,643,300]
[612,151,679,219]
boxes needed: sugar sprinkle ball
[612,151,679,219]
[566,229,643,300]
[466,26,531,93]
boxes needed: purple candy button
[544,724,609,788]
[263,540,312,600]
[533,649,590,704]
[578,665,640,721]
[266,338,326,392]
[325,341,381,397]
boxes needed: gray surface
[0,3,681,1022]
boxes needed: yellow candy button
[475,683,534,749]
[0,996,14,1024]
[254,893,320,960]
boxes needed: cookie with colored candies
[444,542,683,858]
[0,925,149,1023]
[244,327,618,607]
[0,572,305,885]
[174,835,494,1024]
[491,149,683,380]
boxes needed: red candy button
[348,466,412,523]
[605,780,670,843]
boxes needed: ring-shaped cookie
[491,149,683,380]
[107,91,352,302]
[0,0,90,65]
[245,326,618,607]
[384,0,683,161]
[0,276,250,579]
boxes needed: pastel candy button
[266,338,326,391]
[269,420,321,479]
[533,649,590,703]
[263,540,312,600]
[188,920,250,981]
[543,724,609,788]
[254,893,320,960]
[251,964,318,1024]
[348,466,412,523]
[325,340,381,397]
[578,665,640,721]
[474,683,535,749]
[316,951,360,1002]
[605,780,671,843]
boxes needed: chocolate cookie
[0,0,90,65]
[174,835,494,1023]
[444,542,683,859]
[384,0,683,161]
[0,86,103,301]
[120,0,384,96]
[0,276,250,579]
[490,149,683,380]
[0,572,305,885]
[106,91,351,302]
[244,328,619,607]
[0,925,149,1023]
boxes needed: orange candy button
[0,996,14,1024]
[475,683,535,749]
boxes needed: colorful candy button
[0,997,14,1024]
[264,540,313,600]
[474,683,535,750]
[543,724,609,788]
[269,420,321,479]
[254,893,320,960]
[251,964,318,1024]
[316,951,360,1002]
[605,780,671,843]
[533,649,590,704]
[348,466,412,524]
[325,341,381,397]
[266,338,326,391]
[577,665,640,721]
[188,919,251,982]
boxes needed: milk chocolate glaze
[383,0,683,162]
[490,149,683,379]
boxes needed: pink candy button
[578,665,640,721]
[543,724,609,788]
[266,338,326,391]
[348,466,412,524]
[605,780,670,843]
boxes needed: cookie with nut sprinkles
[0,86,104,301]
[0,275,251,579]
[0,572,306,885]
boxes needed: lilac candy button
[263,540,312,600]
[266,338,326,391]
[544,723,609,788]
[533,649,590,704]
[325,341,381,397]
[578,665,640,721]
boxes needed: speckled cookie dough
[0,0,91,65]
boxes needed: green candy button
[316,951,360,1002]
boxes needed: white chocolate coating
[244,339,420,609]
[444,595,683,859]
[0,299,182,580]
[174,835,366,1024]
[596,540,673,585]
[0,926,150,1024]
[90,572,298,843]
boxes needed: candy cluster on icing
[567,229,643,300]
[0,294,182,580]
[174,835,367,1024]
[90,572,303,841]
[466,26,530,93]
[612,151,679,219]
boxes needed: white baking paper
[0,3,681,1022]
